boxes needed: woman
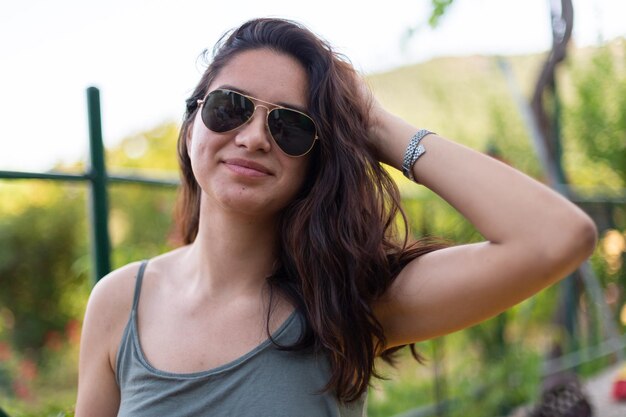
[75,18,597,416]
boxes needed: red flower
[19,359,38,381]
[0,341,11,361]
[613,380,626,401]
[44,330,63,351]
[12,380,31,400]
[66,319,81,346]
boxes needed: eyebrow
[216,84,310,114]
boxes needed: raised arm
[369,93,597,348]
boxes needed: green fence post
[87,86,111,283]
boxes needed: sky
[1,0,624,172]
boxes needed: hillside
[366,37,625,190]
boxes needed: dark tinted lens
[267,109,317,156]
[201,90,254,132]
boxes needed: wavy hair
[174,18,446,402]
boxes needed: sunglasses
[197,89,319,157]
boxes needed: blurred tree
[0,183,89,352]
[0,121,179,407]
[565,40,626,332]
[105,122,179,267]
[106,122,180,172]
[567,42,626,186]
[428,0,455,27]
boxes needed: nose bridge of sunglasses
[253,103,272,114]
[246,103,276,132]
[240,104,275,140]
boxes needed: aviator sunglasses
[197,89,319,157]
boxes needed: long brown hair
[175,18,446,402]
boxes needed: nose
[234,105,272,153]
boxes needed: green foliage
[0,182,89,351]
[403,0,456,40]
[428,0,455,27]
[107,122,180,172]
[368,327,545,417]
[0,182,86,416]
[564,40,626,337]
[109,184,177,267]
[368,363,435,416]
[448,346,542,417]
[566,40,626,185]
[106,122,180,267]
[0,121,180,414]
[0,308,80,416]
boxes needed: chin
[212,190,287,218]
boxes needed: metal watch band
[402,129,434,181]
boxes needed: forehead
[208,48,309,109]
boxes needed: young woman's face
[188,48,312,219]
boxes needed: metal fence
[0,87,178,284]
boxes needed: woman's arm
[75,264,138,416]
[369,98,597,348]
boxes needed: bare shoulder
[76,260,149,415]
[86,246,191,323]
[82,262,145,362]
[85,247,191,326]
[86,261,144,324]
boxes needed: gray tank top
[115,261,367,417]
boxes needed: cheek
[188,116,221,167]
[187,115,204,156]
[283,158,311,196]
[187,134,214,184]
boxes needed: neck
[184,197,280,299]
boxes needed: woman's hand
[355,76,417,169]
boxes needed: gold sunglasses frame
[197,89,319,157]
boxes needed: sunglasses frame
[197,89,319,157]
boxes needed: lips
[222,158,273,176]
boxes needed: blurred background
[1,0,625,416]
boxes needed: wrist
[370,110,422,170]
[402,129,435,182]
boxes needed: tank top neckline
[128,260,300,380]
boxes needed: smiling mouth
[222,158,273,176]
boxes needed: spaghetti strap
[131,260,149,312]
